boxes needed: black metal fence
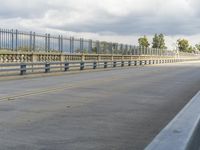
[0,28,174,56]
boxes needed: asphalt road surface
[1,61,200,150]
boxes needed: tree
[177,39,189,52]
[138,36,150,48]
[195,44,200,51]
[152,33,166,49]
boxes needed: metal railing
[0,58,195,76]
[0,28,175,56]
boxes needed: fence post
[47,34,50,52]
[79,38,82,53]
[45,33,48,51]
[96,41,100,54]
[15,29,18,51]
[0,28,1,49]
[33,32,36,52]
[89,40,92,53]
[11,29,14,51]
[60,35,63,53]
[29,31,32,52]
[58,35,61,52]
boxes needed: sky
[0,0,200,49]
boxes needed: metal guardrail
[0,58,192,76]
[145,91,200,150]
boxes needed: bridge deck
[0,61,200,150]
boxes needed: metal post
[104,62,107,68]
[45,63,50,73]
[121,61,124,67]
[80,62,84,70]
[89,40,92,53]
[15,29,18,51]
[58,35,61,52]
[93,62,97,69]
[33,32,36,52]
[96,41,100,54]
[134,61,137,66]
[20,64,26,75]
[11,29,14,51]
[64,62,69,71]
[140,60,143,65]
[47,34,50,52]
[61,35,63,53]
[128,61,131,66]
[113,61,116,67]
[29,31,32,52]
[80,38,83,53]
[149,60,151,64]
[0,28,1,49]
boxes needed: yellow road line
[0,76,121,102]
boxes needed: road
[0,61,200,150]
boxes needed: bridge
[0,60,200,149]
[1,29,200,150]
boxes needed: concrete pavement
[0,61,200,150]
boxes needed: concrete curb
[145,91,200,150]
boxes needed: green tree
[138,36,150,48]
[195,43,200,51]
[188,46,194,53]
[152,33,166,49]
[177,39,189,52]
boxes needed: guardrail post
[121,61,124,67]
[128,61,131,66]
[140,60,143,65]
[149,60,151,65]
[45,63,50,73]
[20,64,26,75]
[134,61,137,66]
[64,62,69,71]
[104,62,107,68]
[93,62,97,69]
[113,61,116,67]
[80,62,84,70]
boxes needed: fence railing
[0,58,194,76]
[0,28,175,56]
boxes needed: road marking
[0,76,121,102]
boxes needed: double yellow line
[0,76,120,102]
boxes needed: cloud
[0,0,200,48]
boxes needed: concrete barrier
[145,91,200,150]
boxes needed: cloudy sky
[0,0,200,48]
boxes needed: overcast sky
[0,0,200,48]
